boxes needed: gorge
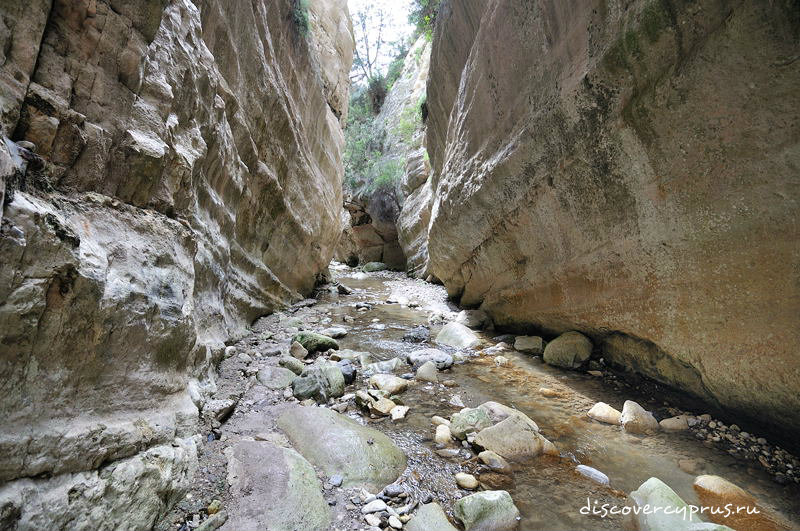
[0,1,798,530]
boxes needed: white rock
[365,514,382,526]
[455,472,479,489]
[435,424,453,445]
[362,499,388,514]
[576,464,610,485]
[391,405,409,421]
[660,415,689,431]
[388,515,403,529]
[436,322,479,349]
[415,360,439,382]
[587,402,622,425]
[370,374,409,395]
[620,400,660,434]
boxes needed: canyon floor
[158,264,800,531]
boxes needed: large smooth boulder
[473,415,546,461]
[363,261,388,272]
[542,331,592,369]
[406,503,459,531]
[454,490,520,531]
[222,441,330,531]
[277,406,406,491]
[407,348,454,370]
[292,360,345,401]
[436,322,480,349]
[693,475,788,531]
[292,332,340,354]
[629,478,734,531]
[620,400,660,434]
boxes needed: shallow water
[331,270,800,531]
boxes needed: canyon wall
[338,36,431,270]
[424,0,800,438]
[0,0,353,529]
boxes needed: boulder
[222,441,330,531]
[256,366,297,389]
[587,402,622,425]
[473,414,547,461]
[542,331,592,369]
[660,415,690,431]
[478,451,512,474]
[513,336,544,354]
[277,406,407,491]
[454,490,520,531]
[291,360,345,401]
[407,348,454,370]
[478,401,539,431]
[292,332,339,354]
[363,262,388,272]
[436,322,480,349]
[693,475,788,531]
[415,360,439,382]
[455,310,492,329]
[406,503,459,531]
[620,401,660,434]
[629,477,734,531]
[450,408,493,440]
[369,374,409,395]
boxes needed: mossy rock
[292,331,339,353]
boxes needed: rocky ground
[157,263,800,531]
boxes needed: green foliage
[385,46,409,91]
[409,0,442,40]
[367,159,404,192]
[292,0,310,37]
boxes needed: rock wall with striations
[423,0,800,441]
[0,0,353,529]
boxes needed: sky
[348,0,414,77]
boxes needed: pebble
[388,515,403,529]
[455,472,479,489]
[435,424,453,445]
[329,474,343,487]
[431,415,450,426]
[364,514,382,526]
[449,395,465,408]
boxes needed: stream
[162,264,800,531]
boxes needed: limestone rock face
[340,35,432,272]
[423,0,800,437]
[0,0,353,528]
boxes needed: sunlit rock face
[0,0,353,528]
[423,0,800,438]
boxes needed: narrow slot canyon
[0,1,798,530]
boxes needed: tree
[351,6,388,84]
